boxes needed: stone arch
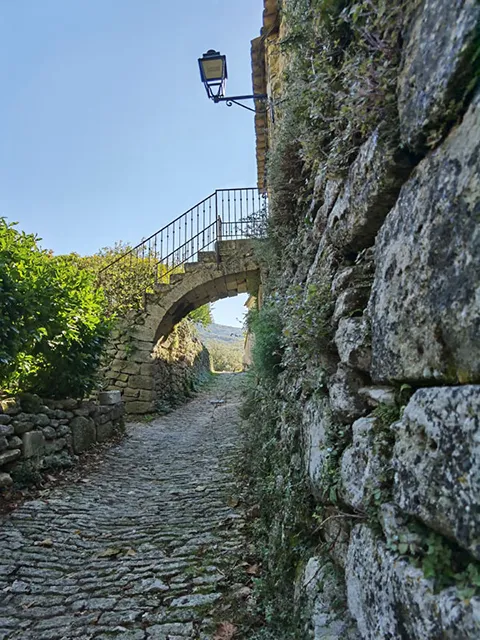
[103,240,260,413]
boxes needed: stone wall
[251,0,480,637]
[0,392,124,490]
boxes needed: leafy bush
[0,219,111,398]
[208,341,244,372]
[246,303,284,381]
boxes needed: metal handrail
[98,187,267,312]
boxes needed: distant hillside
[196,323,244,346]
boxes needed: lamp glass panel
[202,58,225,81]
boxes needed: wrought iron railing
[98,187,267,313]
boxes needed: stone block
[138,389,155,402]
[358,386,396,407]
[0,415,12,425]
[44,438,67,454]
[334,316,372,372]
[114,381,127,388]
[398,0,480,154]
[13,420,34,436]
[70,416,96,454]
[98,390,122,405]
[0,436,8,452]
[41,426,56,440]
[332,287,370,326]
[128,375,154,390]
[302,396,330,500]
[8,435,22,449]
[329,364,369,424]
[393,385,480,560]
[347,524,480,639]
[96,420,115,442]
[370,92,480,383]
[140,363,155,376]
[123,388,140,398]
[110,360,141,376]
[0,424,13,437]
[0,449,21,467]
[125,401,154,414]
[298,556,360,639]
[33,413,50,427]
[22,431,46,459]
[0,472,13,488]
[340,416,387,510]
[327,130,414,253]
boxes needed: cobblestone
[0,375,245,639]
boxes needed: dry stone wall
[256,0,480,637]
[0,392,124,489]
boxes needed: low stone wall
[0,392,124,489]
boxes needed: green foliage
[247,303,284,381]
[238,379,316,637]
[282,282,334,369]
[387,521,480,598]
[208,341,244,372]
[187,304,212,327]
[0,219,112,398]
[71,242,186,315]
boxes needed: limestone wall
[0,392,124,489]
[252,0,480,637]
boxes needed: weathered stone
[22,431,46,459]
[0,436,8,452]
[329,364,369,424]
[302,396,330,500]
[8,435,22,449]
[358,386,396,407]
[332,287,370,326]
[334,316,372,372]
[138,389,155,402]
[13,420,34,436]
[398,0,480,154]
[140,363,155,376]
[114,381,128,388]
[96,421,115,442]
[340,416,387,510]
[45,438,67,454]
[34,413,50,427]
[298,556,360,639]
[0,449,21,467]
[41,426,57,440]
[111,360,141,376]
[98,390,122,405]
[393,385,480,560]
[70,416,96,454]
[123,388,140,399]
[125,401,154,414]
[0,423,14,437]
[347,524,480,639]
[327,130,414,253]
[0,415,12,425]
[370,92,480,384]
[128,375,154,390]
[0,472,13,487]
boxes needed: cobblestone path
[0,374,246,640]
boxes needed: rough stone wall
[152,321,211,413]
[254,1,480,638]
[0,393,124,489]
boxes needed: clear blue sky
[0,0,262,326]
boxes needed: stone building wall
[0,392,124,490]
[250,0,480,637]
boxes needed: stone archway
[103,240,260,413]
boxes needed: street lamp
[198,50,267,113]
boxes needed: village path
[0,374,247,640]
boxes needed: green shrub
[0,219,112,398]
[247,303,284,381]
[208,341,244,372]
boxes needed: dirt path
[0,374,246,640]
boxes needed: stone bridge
[102,239,260,413]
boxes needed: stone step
[169,272,185,284]
[198,251,217,263]
[184,261,201,272]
